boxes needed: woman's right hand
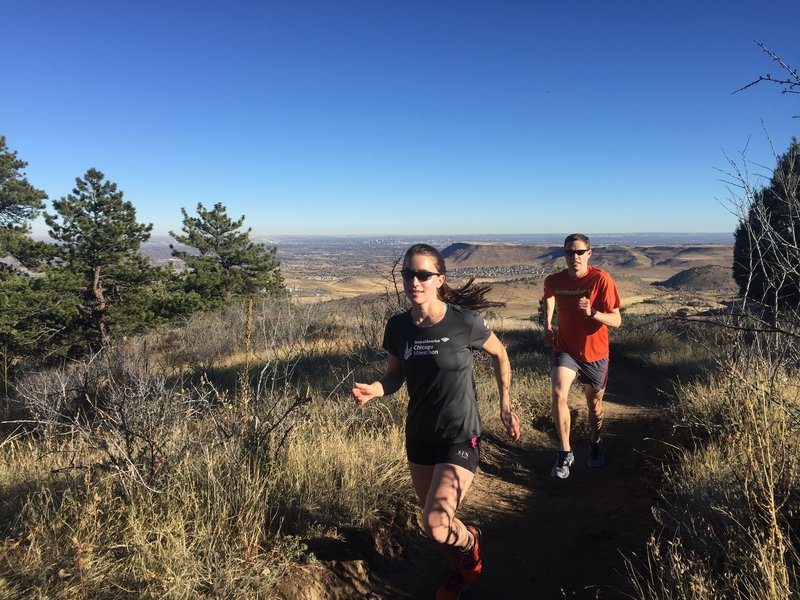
[352,382,380,405]
[501,407,521,442]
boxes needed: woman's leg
[408,462,435,506]
[409,461,475,550]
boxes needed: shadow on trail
[466,413,666,598]
[373,352,670,599]
[292,350,674,600]
[368,409,668,599]
[459,353,671,599]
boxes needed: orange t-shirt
[543,266,621,362]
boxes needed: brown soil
[272,352,672,599]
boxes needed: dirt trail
[274,354,671,599]
[466,364,667,599]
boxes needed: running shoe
[461,525,483,584]
[436,571,467,600]
[588,439,606,468]
[551,450,575,479]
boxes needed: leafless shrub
[10,326,318,497]
[1,328,321,596]
[14,353,199,495]
[167,304,247,372]
[628,345,800,598]
[626,270,800,599]
[338,292,403,355]
[248,297,315,355]
[625,133,800,600]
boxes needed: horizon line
[144,231,734,238]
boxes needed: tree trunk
[91,266,110,348]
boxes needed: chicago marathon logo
[405,337,448,358]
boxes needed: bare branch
[734,41,800,102]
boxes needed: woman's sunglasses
[564,248,590,256]
[400,268,440,282]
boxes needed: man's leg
[584,383,605,443]
[552,366,578,451]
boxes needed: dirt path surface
[273,353,670,599]
[466,372,666,599]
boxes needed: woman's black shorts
[406,436,481,473]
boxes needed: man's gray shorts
[553,352,609,390]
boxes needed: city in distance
[139,232,736,321]
[267,232,734,279]
[145,231,734,263]
[143,231,734,279]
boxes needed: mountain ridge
[440,242,732,270]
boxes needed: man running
[543,234,621,479]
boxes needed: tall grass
[611,313,724,384]
[626,318,800,599]
[0,296,545,598]
[0,364,314,598]
[277,397,413,532]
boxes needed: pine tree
[0,137,52,397]
[0,136,48,266]
[0,269,76,396]
[170,202,285,307]
[44,169,154,350]
[733,138,800,309]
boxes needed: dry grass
[0,295,552,598]
[277,396,414,531]
[5,288,796,598]
[626,324,800,599]
[611,313,724,385]
[0,376,314,599]
[0,454,291,598]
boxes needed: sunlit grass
[3,292,797,598]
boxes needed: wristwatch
[590,308,598,319]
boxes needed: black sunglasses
[564,248,590,256]
[400,268,440,282]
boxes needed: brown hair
[402,244,504,312]
[564,233,591,248]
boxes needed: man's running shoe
[551,450,575,479]
[436,571,467,600]
[461,525,483,584]
[588,439,606,468]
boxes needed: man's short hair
[564,233,590,248]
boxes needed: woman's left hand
[501,407,521,441]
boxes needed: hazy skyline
[4,1,797,237]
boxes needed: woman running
[352,243,521,599]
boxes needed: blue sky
[4,1,797,237]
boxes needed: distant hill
[440,242,733,271]
[653,264,737,292]
[441,242,561,268]
[0,255,43,278]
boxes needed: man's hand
[543,327,556,345]
[578,296,593,317]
